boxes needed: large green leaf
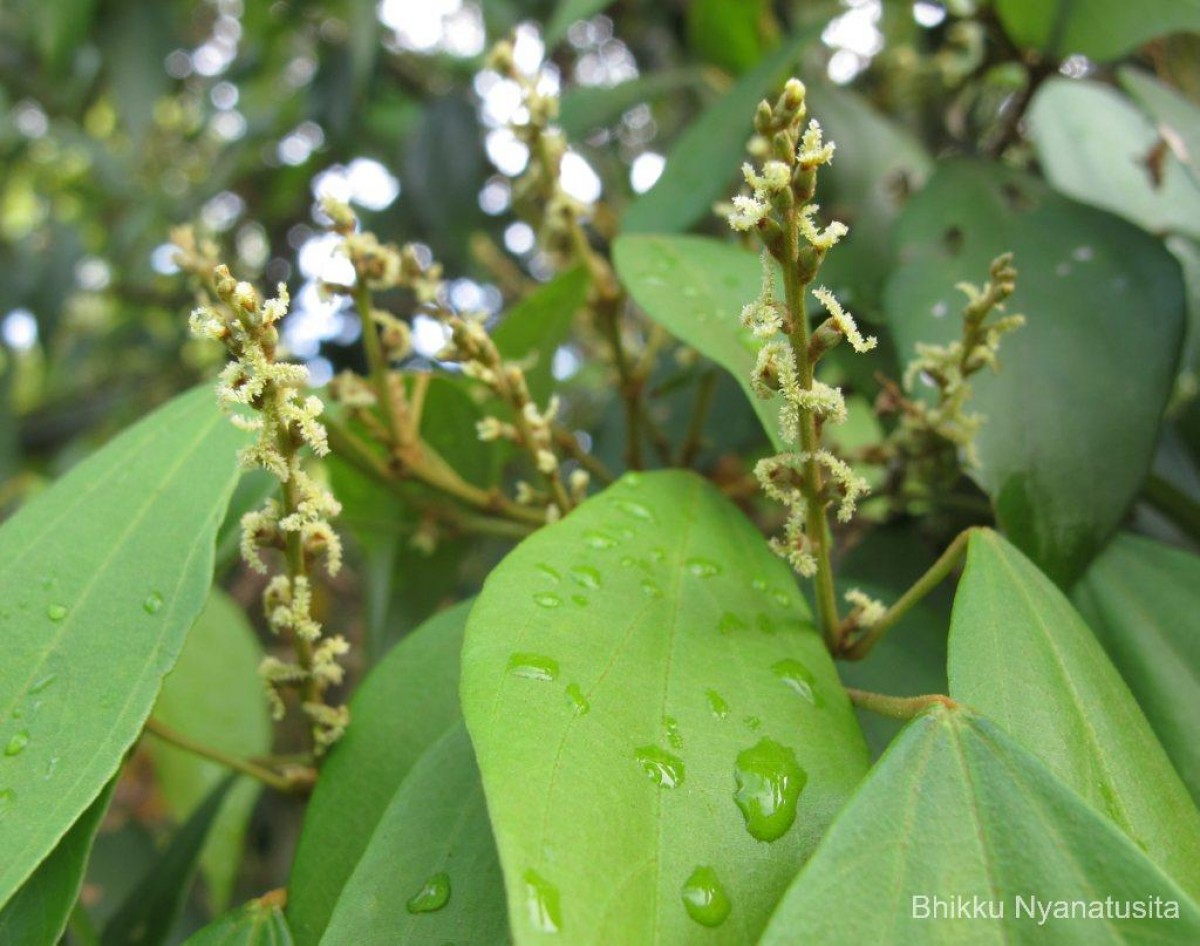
[0,387,248,910]
[621,27,820,235]
[147,590,271,912]
[321,724,505,945]
[461,470,869,944]
[760,706,1200,944]
[1028,78,1200,241]
[0,780,114,945]
[287,602,472,945]
[996,0,1200,62]
[101,777,236,946]
[614,234,781,449]
[1072,533,1200,804]
[947,529,1200,895]
[885,160,1185,584]
[184,894,293,946]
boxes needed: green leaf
[0,781,115,945]
[686,0,771,75]
[321,724,506,945]
[621,26,819,235]
[948,529,1200,896]
[492,265,590,403]
[461,470,869,944]
[287,602,472,945]
[614,234,781,449]
[183,894,293,946]
[996,0,1200,62]
[559,69,709,139]
[101,777,236,946]
[544,0,618,49]
[1028,78,1200,241]
[760,706,1200,944]
[1120,67,1200,190]
[885,160,1185,584]
[0,387,248,910]
[1072,533,1200,804]
[147,590,271,912]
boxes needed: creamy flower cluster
[188,265,349,751]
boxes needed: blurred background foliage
[3,0,1200,939]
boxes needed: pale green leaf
[761,706,1200,944]
[147,589,271,912]
[287,602,472,945]
[1072,533,1200,803]
[0,387,249,910]
[885,161,1185,584]
[1120,67,1200,190]
[948,529,1200,896]
[461,470,869,944]
[321,725,505,945]
[996,0,1200,63]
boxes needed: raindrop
[635,746,685,788]
[523,869,562,933]
[663,715,683,749]
[143,593,164,615]
[733,738,807,842]
[43,756,58,780]
[583,530,617,550]
[706,690,730,719]
[613,499,655,522]
[931,300,948,318]
[536,564,562,582]
[773,659,821,706]
[571,594,588,607]
[533,592,562,609]
[751,578,768,592]
[406,872,451,914]
[565,683,590,716]
[681,866,732,927]
[507,653,560,682]
[685,558,721,578]
[29,674,56,694]
[568,565,602,590]
[756,613,778,634]
[640,579,663,599]
[744,715,762,731]
[46,604,68,622]
[1072,245,1094,262]
[624,472,643,487]
[719,612,747,634]
[771,590,790,608]
[5,731,29,757]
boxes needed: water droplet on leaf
[772,659,821,706]
[681,866,731,927]
[570,594,588,607]
[536,564,562,582]
[523,869,562,933]
[565,683,590,716]
[613,499,655,522]
[583,530,617,550]
[143,593,164,615]
[5,731,29,757]
[635,746,685,788]
[663,716,683,749]
[406,872,451,914]
[733,738,807,842]
[719,612,747,634]
[533,592,562,609]
[507,654,560,682]
[29,674,55,694]
[568,565,602,590]
[46,604,68,622]
[685,557,721,578]
[706,689,730,719]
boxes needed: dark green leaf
[0,387,248,910]
[686,0,771,75]
[885,160,1185,584]
[461,471,869,944]
[948,529,1200,896]
[101,777,236,946]
[0,781,115,945]
[1072,533,1200,803]
[761,706,1200,944]
[321,725,506,945]
[287,602,472,945]
[183,893,293,946]
[996,0,1200,62]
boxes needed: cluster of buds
[728,79,874,579]
[894,253,1024,470]
[486,38,593,263]
[185,259,349,753]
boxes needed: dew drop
[931,300,948,318]
[733,738,807,842]
[718,612,748,634]
[143,593,164,615]
[536,564,562,583]
[44,756,58,780]
[406,872,451,914]
[744,715,761,731]
[681,866,732,927]
[663,715,683,749]
[583,530,617,550]
[635,746,686,788]
[571,594,588,607]
[1072,244,1095,262]
[685,557,721,578]
[771,589,790,608]
[640,579,663,599]
[624,472,643,487]
[706,689,730,719]
[0,788,15,816]
[523,869,562,933]
[751,578,768,592]
[5,731,29,757]
[568,565,602,590]
[507,654,560,682]
[46,604,68,622]
[29,674,55,695]
[613,499,655,522]
[533,592,562,609]
[565,683,590,716]
[773,659,821,706]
